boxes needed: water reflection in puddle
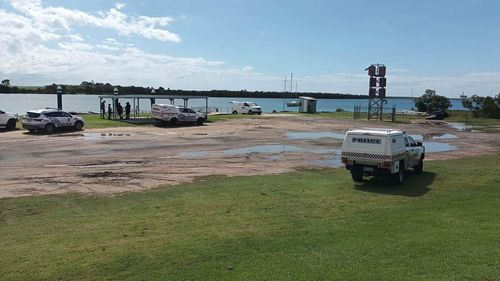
[310,157,343,168]
[286,131,345,140]
[410,133,458,141]
[447,122,480,132]
[423,142,457,153]
[81,133,132,141]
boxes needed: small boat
[286,100,301,107]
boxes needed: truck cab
[0,110,19,130]
[341,128,425,184]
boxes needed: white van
[230,101,262,115]
[151,104,206,125]
[341,128,425,184]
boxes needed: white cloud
[1,1,499,97]
[9,0,180,42]
[241,66,254,72]
[115,2,126,10]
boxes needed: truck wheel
[196,117,204,126]
[232,110,238,115]
[170,118,178,126]
[351,170,363,182]
[414,158,424,175]
[6,119,16,130]
[257,112,262,115]
[394,164,404,185]
[45,123,55,134]
[74,121,83,131]
[248,110,253,115]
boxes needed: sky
[0,0,499,97]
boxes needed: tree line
[1,80,367,100]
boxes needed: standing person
[125,102,131,120]
[117,103,123,120]
[107,104,112,119]
[100,100,106,119]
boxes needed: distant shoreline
[0,92,462,100]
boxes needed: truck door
[405,136,419,167]
[0,111,6,124]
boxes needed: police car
[22,108,85,134]
[341,128,425,184]
[151,104,206,125]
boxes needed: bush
[461,94,500,119]
[414,89,451,113]
[335,107,345,112]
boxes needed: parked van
[230,101,262,115]
[151,104,206,125]
[341,128,425,184]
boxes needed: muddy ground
[1,115,499,198]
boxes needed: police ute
[22,108,84,134]
[341,128,425,184]
[151,104,206,125]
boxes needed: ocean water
[0,93,464,114]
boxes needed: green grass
[1,155,499,280]
[81,114,140,129]
[446,110,500,127]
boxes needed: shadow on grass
[354,171,436,197]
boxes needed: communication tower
[365,64,387,120]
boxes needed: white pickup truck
[341,128,425,184]
[0,109,18,130]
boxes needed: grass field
[1,155,499,280]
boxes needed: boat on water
[286,100,301,107]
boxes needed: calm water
[0,93,464,114]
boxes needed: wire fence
[353,104,397,121]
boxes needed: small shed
[299,96,317,113]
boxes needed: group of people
[100,100,131,120]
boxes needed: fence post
[392,106,396,122]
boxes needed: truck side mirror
[416,141,423,147]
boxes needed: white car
[230,101,262,115]
[151,104,206,125]
[0,109,18,130]
[341,128,425,184]
[22,109,85,134]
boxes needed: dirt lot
[1,115,499,198]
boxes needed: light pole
[56,85,63,110]
[150,88,156,106]
[113,87,118,119]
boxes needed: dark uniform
[125,102,131,120]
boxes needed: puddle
[410,133,458,141]
[224,145,304,155]
[447,122,480,132]
[286,131,345,140]
[81,133,133,141]
[310,157,343,168]
[177,145,340,159]
[423,142,457,153]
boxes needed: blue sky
[1,0,499,97]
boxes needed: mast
[282,75,287,111]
